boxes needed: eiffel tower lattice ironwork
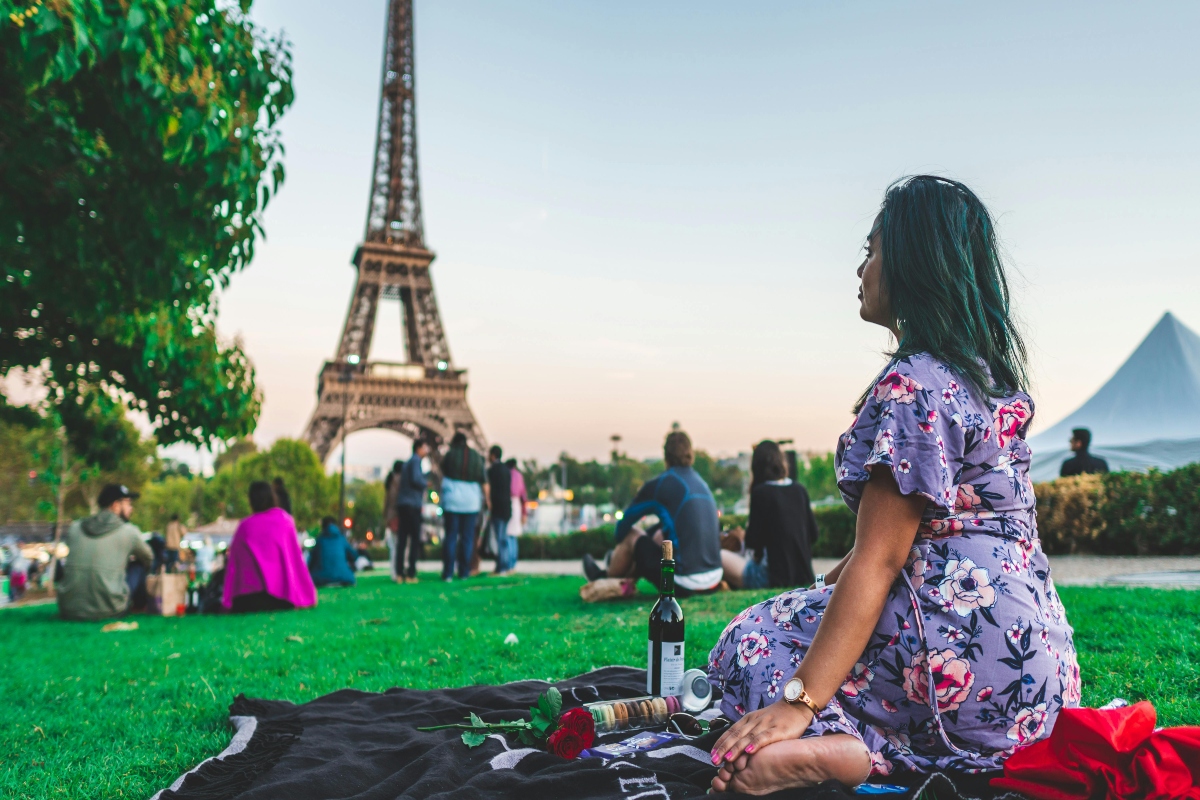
[303,0,485,461]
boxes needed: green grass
[3,574,1198,799]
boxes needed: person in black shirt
[486,445,514,575]
[1060,428,1109,477]
[721,440,818,589]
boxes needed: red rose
[547,727,586,759]
[557,708,596,748]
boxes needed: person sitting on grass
[222,481,317,613]
[706,176,1079,793]
[57,484,154,621]
[720,440,818,590]
[583,429,723,595]
[308,517,357,588]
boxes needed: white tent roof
[1028,312,1200,481]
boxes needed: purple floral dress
[707,353,1080,776]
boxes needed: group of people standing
[384,432,528,583]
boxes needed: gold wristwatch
[783,677,822,716]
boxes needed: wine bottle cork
[662,540,673,560]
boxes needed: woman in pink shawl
[222,481,317,613]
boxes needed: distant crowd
[52,423,825,621]
[383,431,528,583]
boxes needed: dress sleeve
[835,359,963,515]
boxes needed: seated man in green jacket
[57,484,154,621]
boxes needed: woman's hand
[710,701,813,769]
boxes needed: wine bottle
[647,540,685,696]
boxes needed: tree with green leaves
[204,438,338,532]
[0,396,156,524]
[0,0,294,457]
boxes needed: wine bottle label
[648,640,686,696]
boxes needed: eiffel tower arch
[303,0,485,462]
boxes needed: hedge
[368,464,1200,563]
[1035,463,1200,555]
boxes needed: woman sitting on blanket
[707,176,1080,793]
[223,481,317,613]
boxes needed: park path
[410,554,1200,588]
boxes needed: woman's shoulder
[877,352,957,386]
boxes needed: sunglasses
[668,713,730,738]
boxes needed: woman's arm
[711,466,924,766]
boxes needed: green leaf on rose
[461,731,488,748]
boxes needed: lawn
[3,574,1199,799]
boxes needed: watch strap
[784,679,823,716]
[794,688,822,717]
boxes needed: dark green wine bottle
[647,540,685,695]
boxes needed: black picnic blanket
[153,666,1026,800]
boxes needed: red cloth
[991,701,1200,799]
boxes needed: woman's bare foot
[710,734,870,795]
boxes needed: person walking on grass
[439,432,487,581]
[394,439,431,583]
[583,429,723,596]
[487,445,514,575]
[57,484,153,621]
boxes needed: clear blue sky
[202,0,1200,469]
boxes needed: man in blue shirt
[583,430,722,594]
[394,438,430,582]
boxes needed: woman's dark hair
[449,431,468,448]
[271,477,292,514]
[861,175,1028,408]
[321,516,338,533]
[248,481,276,513]
[750,440,787,487]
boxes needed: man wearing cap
[57,484,154,621]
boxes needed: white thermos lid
[679,668,713,713]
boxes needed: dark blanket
[153,667,1027,800]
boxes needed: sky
[181,0,1200,471]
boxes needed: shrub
[812,505,856,558]
[719,514,747,532]
[1034,463,1200,556]
[519,526,615,560]
[1033,475,1104,554]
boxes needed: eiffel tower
[303,0,485,461]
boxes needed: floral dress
[706,353,1080,776]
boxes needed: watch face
[784,678,803,702]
